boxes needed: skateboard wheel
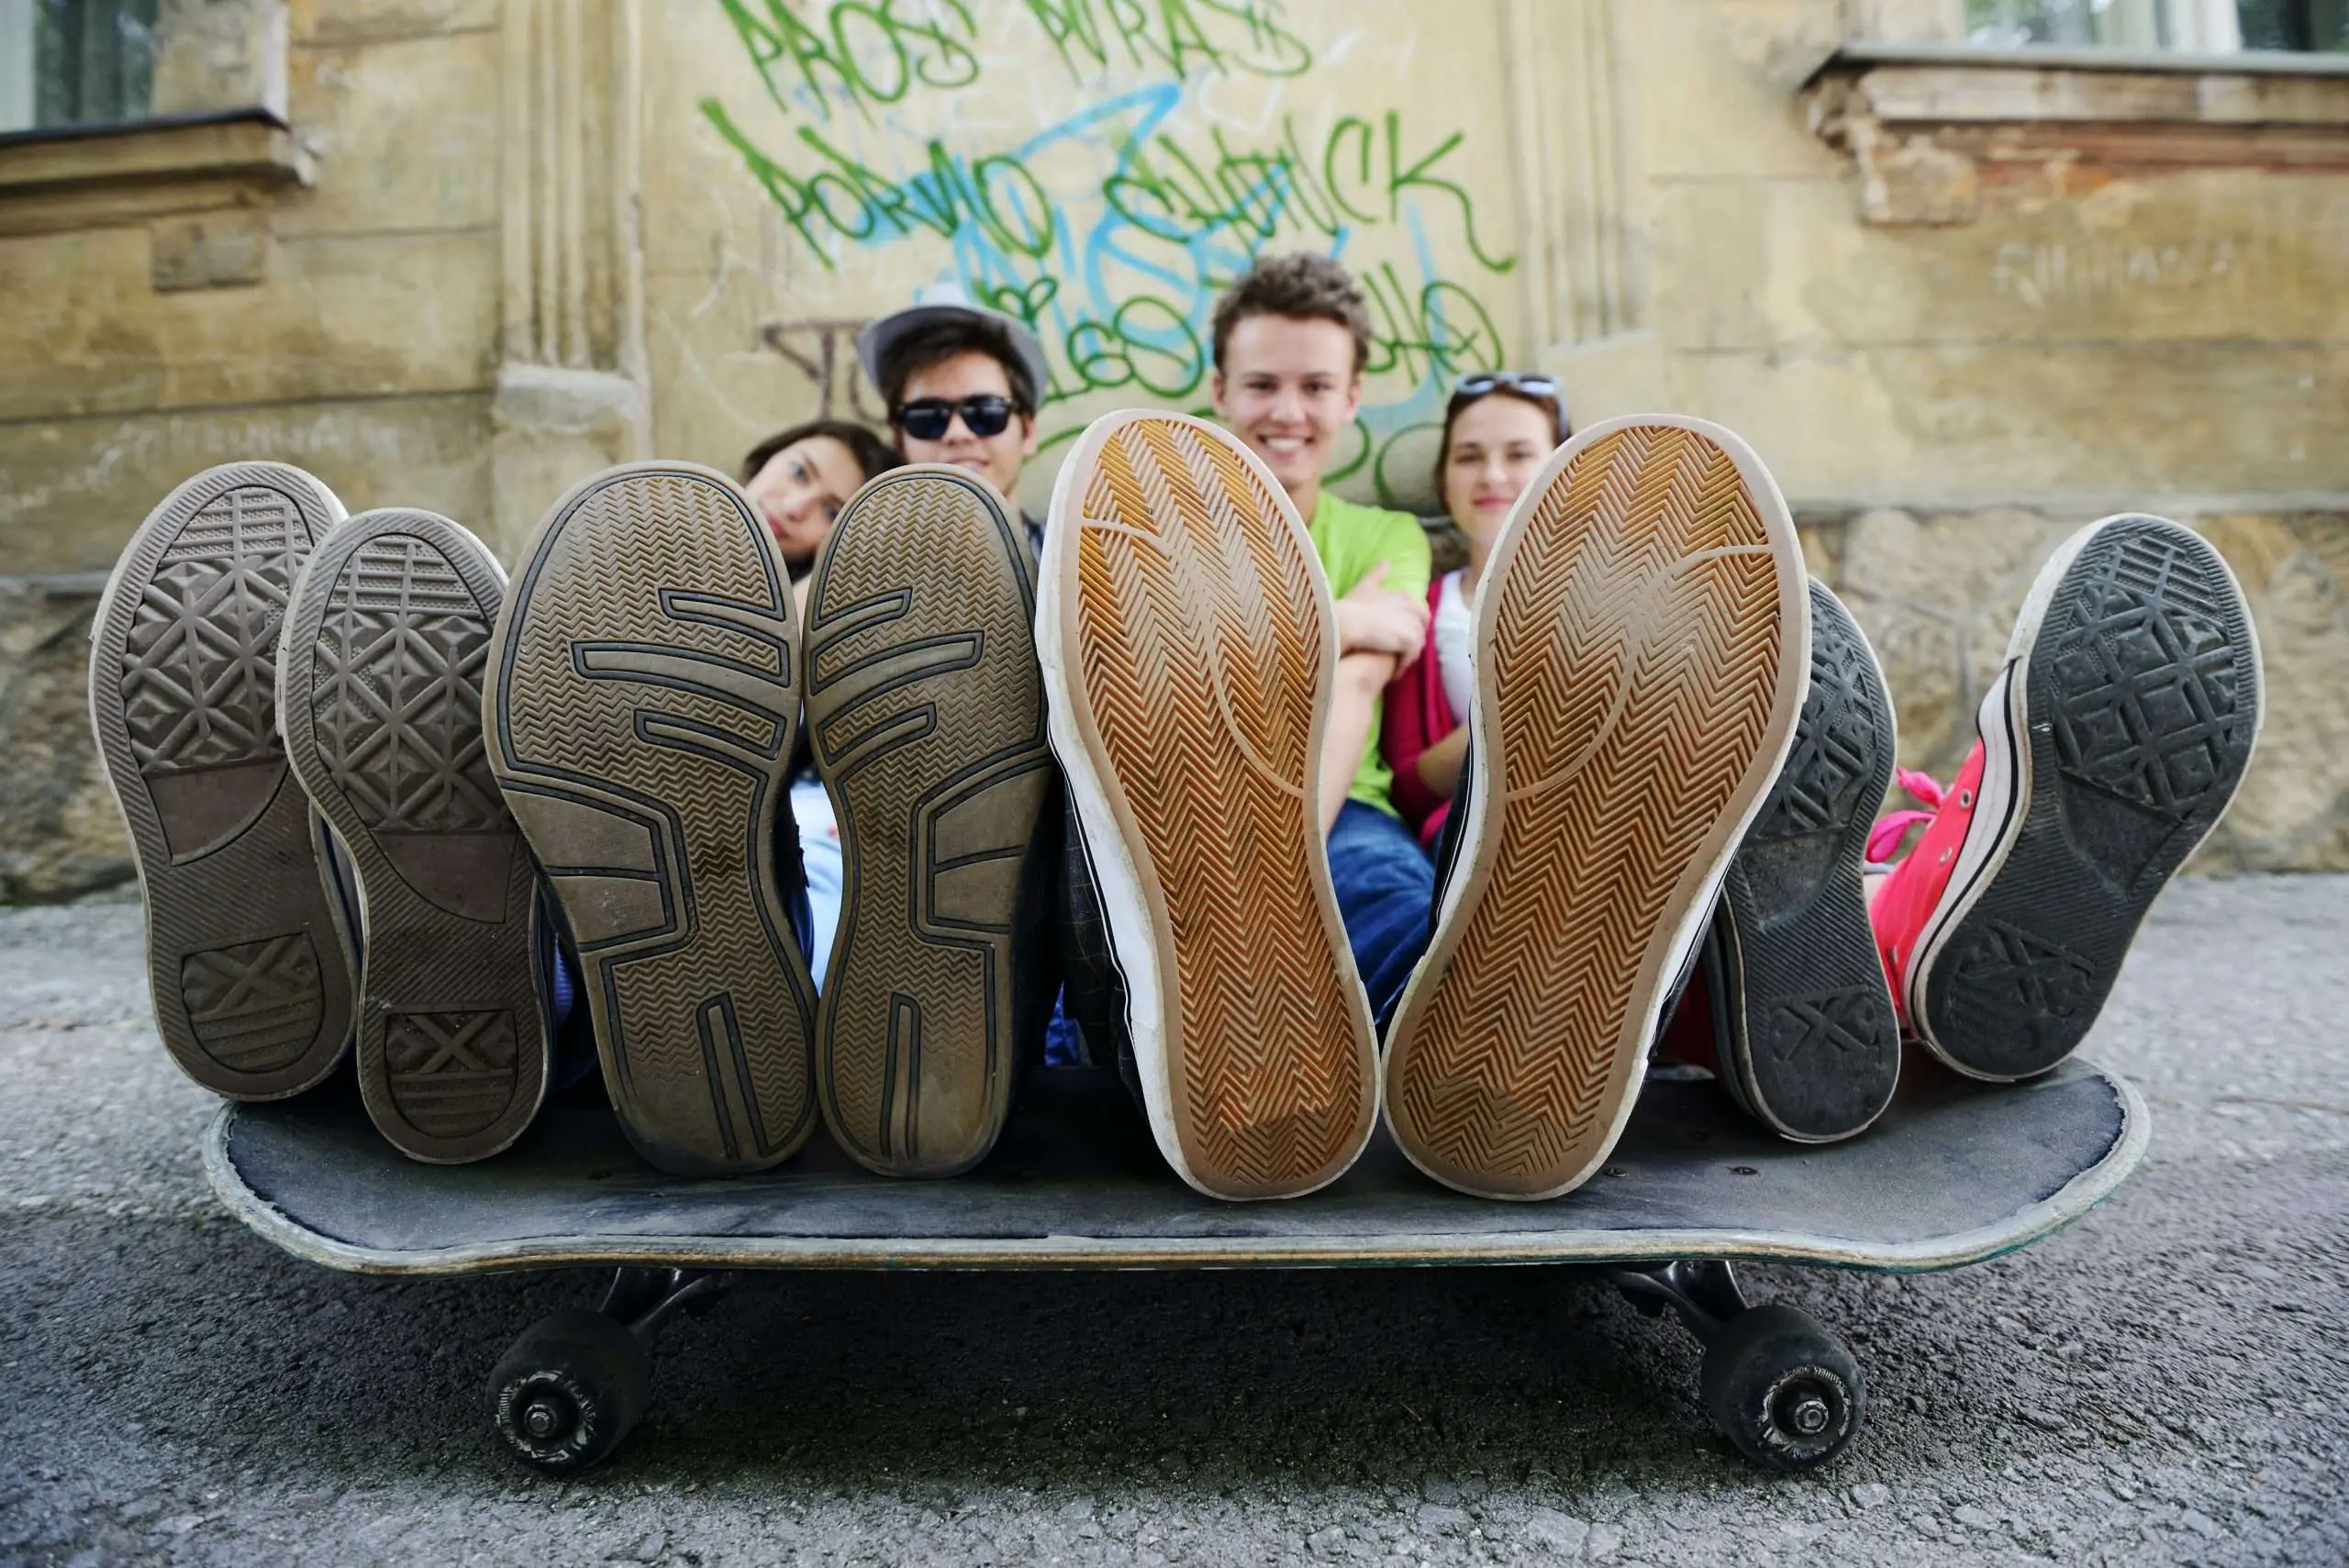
[1699,1303,1865,1471]
[488,1308,651,1473]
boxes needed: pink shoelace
[1865,768,1946,865]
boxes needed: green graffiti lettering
[1323,115,1379,226]
[1023,0,1108,76]
[897,0,983,90]
[1381,112,1515,275]
[1157,0,1222,77]
[1024,0,1312,83]
[719,0,978,124]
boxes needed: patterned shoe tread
[484,463,816,1176]
[279,507,549,1162]
[805,468,1050,1178]
[1714,580,1901,1143]
[1385,422,1804,1197]
[384,1010,524,1140]
[1063,415,1374,1200]
[90,462,354,1100]
[1920,517,2261,1081]
[181,935,326,1074]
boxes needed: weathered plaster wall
[0,0,2342,897]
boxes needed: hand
[1331,564,1430,666]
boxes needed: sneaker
[1038,411,1376,1201]
[1383,416,1809,1200]
[1880,514,2263,1080]
[277,508,551,1162]
[802,465,1057,1177]
[1702,579,1901,1143]
[88,462,356,1099]
[483,462,818,1176]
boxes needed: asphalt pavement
[2,874,2343,1566]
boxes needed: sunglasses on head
[892,395,1022,442]
[1454,371,1560,398]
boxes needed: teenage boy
[1206,254,1440,1025]
[856,284,1052,558]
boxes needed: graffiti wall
[644,0,1529,511]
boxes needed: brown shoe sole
[483,462,818,1177]
[88,462,356,1099]
[277,509,550,1163]
[1043,412,1375,1201]
[804,466,1052,1177]
[1384,417,1808,1200]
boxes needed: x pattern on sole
[1948,918,2097,1023]
[181,934,325,1073]
[313,537,506,833]
[384,1009,521,1139]
[123,486,309,773]
[1752,601,1876,842]
[2049,534,2248,819]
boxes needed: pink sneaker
[1871,516,2262,1080]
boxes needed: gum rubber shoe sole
[1909,515,2263,1081]
[1041,412,1375,1201]
[1384,417,1809,1201]
[1709,579,1901,1143]
[88,462,356,1099]
[483,462,818,1176]
[804,466,1053,1178]
[277,510,551,1163]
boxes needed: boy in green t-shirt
[1206,254,1439,1022]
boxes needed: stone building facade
[1,0,2343,898]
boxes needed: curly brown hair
[1210,252,1372,378]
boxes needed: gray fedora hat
[856,283,1052,413]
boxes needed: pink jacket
[1382,575,1459,849]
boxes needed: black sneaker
[1704,579,1902,1143]
[802,465,1058,1177]
[484,462,818,1176]
[277,508,551,1162]
[1902,515,2263,1080]
[88,463,356,1100]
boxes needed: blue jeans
[1328,800,1436,1026]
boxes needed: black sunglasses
[893,395,1022,441]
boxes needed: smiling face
[1442,395,1561,563]
[894,350,1038,501]
[1211,315,1363,510]
[744,434,866,567]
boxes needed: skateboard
[207,1058,2147,1474]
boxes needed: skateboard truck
[1609,1260,1864,1471]
[488,1267,735,1473]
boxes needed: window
[1964,0,2349,51]
[0,0,161,135]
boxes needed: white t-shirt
[1433,568,1475,723]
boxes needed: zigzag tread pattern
[121,484,311,773]
[490,469,814,1173]
[1389,427,1787,1195]
[2046,528,2251,818]
[804,473,1047,1174]
[312,536,506,833]
[1073,419,1368,1197]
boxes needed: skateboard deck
[207,1059,2145,1275]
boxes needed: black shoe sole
[1912,515,2262,1080]
[1711,579,1901,1142]
[277,509,551,1163]
[803,466,1053,1178]
[88,462,355,1099]
[484,462,818,1176]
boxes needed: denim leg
[1326,800,1437,1026]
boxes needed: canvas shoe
[802,465,1059,1178]
[1877,515,2263,1081]
[1383,416,1809,1200]
[276,508,552,1162]
[483,462,818,1176]
[88,462,356,1100]
[1699,578,1903,1143]
[1037,411,1377,1201]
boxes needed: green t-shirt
[1305,490,1432,817]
